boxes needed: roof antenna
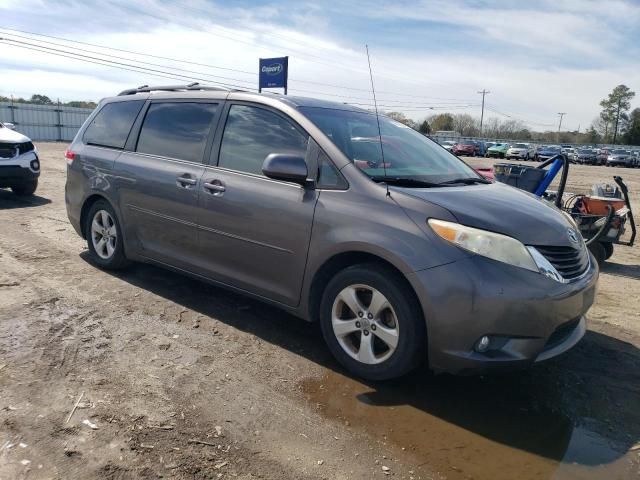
[365,45,390,197]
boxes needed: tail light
[65,149,76,165]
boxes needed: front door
[196,103,317,306]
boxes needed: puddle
[301,371,639,479]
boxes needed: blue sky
[0,0,639,130]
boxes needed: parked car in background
[64,84,598,379]
[506,143,534,160]
[631,150,640,167]
[452,141,478,157]
[596,148,609,165]
[487,142,510,158]
[575,148,597,165]
[606,149,631,167]
[0,122,39,195]
[535,145,562,161]
[440,140,457,152]
[562,147,578,163]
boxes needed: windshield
[513,143,527,148]
[578,149,591,154]
[612,149,626,154]
[300,107,478,182]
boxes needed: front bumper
[0,150,40,187]
[406,253,598,374]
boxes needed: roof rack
[117,82,233,96]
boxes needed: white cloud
[0,0,638,131]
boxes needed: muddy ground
[0,143,639,480]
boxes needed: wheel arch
[79,194,117,239]
[307,251,424,325]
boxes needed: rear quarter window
[83,100,144,149]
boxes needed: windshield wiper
[371,177,443,188]
[438,177,492,185]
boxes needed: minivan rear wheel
[319,264,426,380]
[85,200,129,270]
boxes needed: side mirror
[262,153,310,186]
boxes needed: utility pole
[477,89,490,137]
[557,112,566,142]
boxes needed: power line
[0,36,257,87]
[0,36,476,109]
[0,39,479,113]
[486,105,556,128]
[0,40,252,90]
[0,27,476,103]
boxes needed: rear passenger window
[83,100,144,149]
[218,105,308,175]
[136,103,218,163]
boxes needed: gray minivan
[65,84,598,380]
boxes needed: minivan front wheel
[85,200,129,270]
[319,264,426,380]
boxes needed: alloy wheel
[331,284,399,365]
[91,210,117,260]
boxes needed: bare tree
[452,114,480,136]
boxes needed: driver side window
[217,105,309,176]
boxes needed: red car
[452,142,478,156]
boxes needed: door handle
[176,175,197,188]
[203,180,226,195]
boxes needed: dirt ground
[0,143,639,480]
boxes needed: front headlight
[428,219,538,272]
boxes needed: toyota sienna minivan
[65,84,598,380]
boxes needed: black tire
[602,242,614,260]
[85,199,130,270]
[319,264,426,381]
[588,241,606,267]
[11,179,38,196]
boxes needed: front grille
[535,244,589,280]
[0,142,17,158]
[0,141,33,158]
[544,318,581,351]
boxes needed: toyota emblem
[567,228,579,243]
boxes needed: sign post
[259,57,288,94]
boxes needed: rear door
[195,102,318,306]
[115,100,220,270]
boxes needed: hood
[392,182,577,247]
[0,125,30,143]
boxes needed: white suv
[506,143,534,160]
[0,123,39,195]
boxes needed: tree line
[0,93,97,109]
[385,84,639,146]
